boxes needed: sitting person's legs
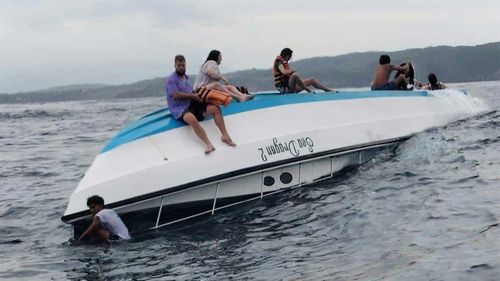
[373,81,397,91]
[224,85,252,102]
[182,111,215,154]
[302,78,333,92]
[204,81,228,93]
[288,73,312,93]
[204,82,250,102]
[204,105,236,147]
[372,75,406,91]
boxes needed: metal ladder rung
[212,183,220,215]
[154,196,165,228]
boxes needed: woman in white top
[194,50,253,102]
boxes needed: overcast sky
[1,0,499,93]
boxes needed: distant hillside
[227,42,500,90]
[0,78,165,103]
[38,83,109,92]
[1,42,499,103]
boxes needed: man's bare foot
[221,136,236,147]
[205,145,215,154]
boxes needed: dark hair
[379,55,390,65]
[280,48,293,58]
[174,55,185,63]
[205,50,221,63]
[428,73,438,84]
[428,73,439,89]
[87,195,104,207]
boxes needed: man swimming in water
[371,54,409,91]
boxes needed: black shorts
[183,102,206,122]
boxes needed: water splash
[431,89,488,116]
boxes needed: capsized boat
[61,89,482,234]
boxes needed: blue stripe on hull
[101,91,429,153]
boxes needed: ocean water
[0,81,499,281]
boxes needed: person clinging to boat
[371,54,410,91]
[416,73,447,90]
[273,48,334,94]
[165,55,236,154]
[77,195,131,243]
[193,50,254,102]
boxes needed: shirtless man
[371,54,409,91]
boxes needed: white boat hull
[62,90,483,231]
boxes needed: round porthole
[280,172,293,184]
[263,176,275,186]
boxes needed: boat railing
[149,145,376,229]
[150,161,310,229]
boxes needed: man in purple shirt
[165,55,236,154]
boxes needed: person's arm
[173,92,201,103]
[390,64,409,72]
[176,93,202,103]
[78,216,101,242]
[439,82,447,89]
[206,69,225,81]
[166,80,201,102]
[204,61,227,83]
[278,63,294,76]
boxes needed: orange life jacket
[196,87,232,106]
[273,56,291,89]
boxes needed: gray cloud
[1,0,499,92]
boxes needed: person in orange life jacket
[273,48,334,94]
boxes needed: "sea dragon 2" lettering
[258,137,314,162]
